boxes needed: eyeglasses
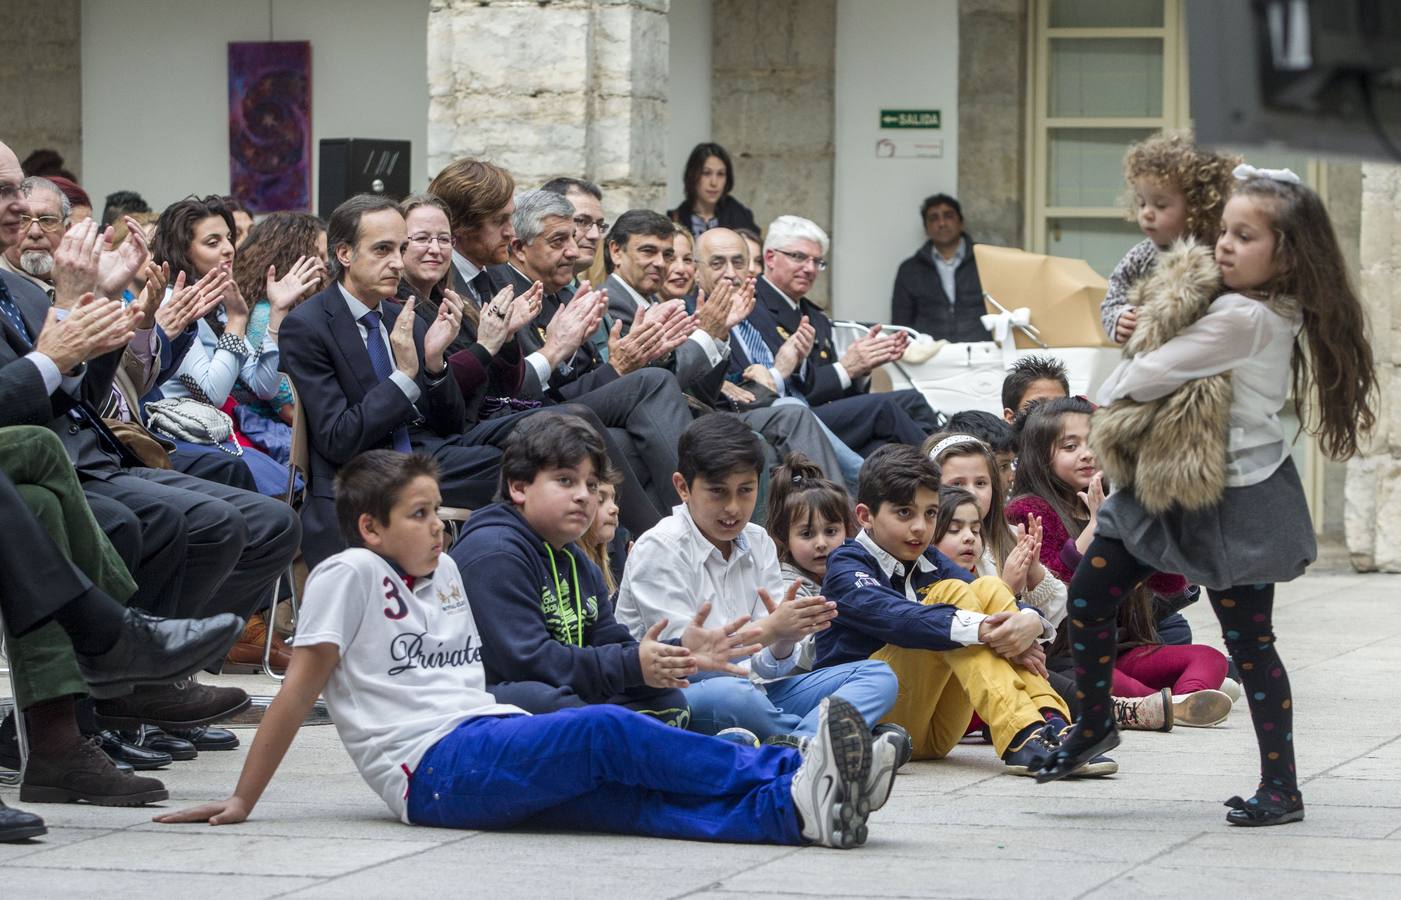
[773,248,827,271]
[20,214,63,233]
[407,233,452,248]
[572,215,607,236]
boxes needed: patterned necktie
[360,310,413,454]
[733,319,775,368]
[0,278,32,343]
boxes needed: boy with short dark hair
[1000,355,1070,424]
[616,415,900,758]
[156,448,894,849]
[814,445,1116,777]
[452,413,742,724]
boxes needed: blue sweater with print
[813,537,976,669]
[451,502,644,700]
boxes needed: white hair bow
[1233,163,1301,185]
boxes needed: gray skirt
[1096,457,1317,591]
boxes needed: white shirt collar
[337,283,379,322]
[934,239,966,268]
[762,275,800,310]
[855,529,936,582]
[612,273,653,312]
[452,249,481,286]
[675,503,752,567]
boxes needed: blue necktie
[733,319,775,368]
[0,278,32,343]
[360,310,413,454]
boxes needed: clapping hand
[131,261,169,330]
[680,601,764,674]
[422,292,464,375]
[772,314,815,380]
[266,256,324,312]
[97,216,151,300]
[838,324,906,378]
[154,267,229,337]
[35,292,139,372]
[51,219,103,309]
[693,280,737,341]
[638,619,700,689]
[756,581,837,652]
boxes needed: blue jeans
[406,706,803,844]
[684,659,898,739]
[773,397,863,490]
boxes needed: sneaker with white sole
[789,697,871,849]
[1171,689,1233,727]
[1113,687,1173,732]
[863,731,900,813]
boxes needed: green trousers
[1,426,136,710]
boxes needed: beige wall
[1,0,82,179]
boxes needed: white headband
[1233,163,1301,185]
[928,434,986,460]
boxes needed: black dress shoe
[0,799,46,843]
[95,678,250,730]
[1225,792,1306,827]
[76,610,245,699]
[133,728,197,761]
[166,725,239,751]
[93,730,172,770]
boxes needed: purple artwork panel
[228,41,312,213]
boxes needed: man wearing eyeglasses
[747,215,945,456]
[0,176,67,302]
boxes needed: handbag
[144,397,244,456]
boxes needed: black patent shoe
[1225,792,1305,827]
[0,798,46,843]
[95,730,171,770]
[1032,724,1121,784]
[166,725,239,751]
[134,727,197,761]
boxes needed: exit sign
[880,109,941,129]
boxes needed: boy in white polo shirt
[156,449,893,849]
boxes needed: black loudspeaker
[317,138,411,219]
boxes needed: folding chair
[0,614,31,786]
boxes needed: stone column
[1344,163,1401,571]
[426,0,669,218]
[957,0,1027,249]
[0,0,82,178]
[710,0,836,307]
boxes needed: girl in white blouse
[1034,169,1378,829]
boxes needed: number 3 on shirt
[383,577,409,620]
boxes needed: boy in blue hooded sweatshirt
[452,413,750,727]
[156,447,895,848]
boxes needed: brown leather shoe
[20,736,168,806]
[223,614,291,674]
[94,678,251,731]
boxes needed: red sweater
[1004,494,1189,596]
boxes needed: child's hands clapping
[1001,532,1035,596]
[1075,472,1106,554]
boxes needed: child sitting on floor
[812,444,1114,777]
[155,448,894,849]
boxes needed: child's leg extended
[1117,644,1229,695]
[1063,536,1156,736]
[407,706,804,843]
[1209,585,1300,806]
[763,660,899,737]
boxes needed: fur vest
[1090,240,1233,514]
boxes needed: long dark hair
[1232,177,1376,460]
[1009,396,1096,538]
[681,142,735,210]
[152,195,235,281]
[766,453,856,571]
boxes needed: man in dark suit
[278,194,495,567]
[0,140,270,803]
[745,215,945,456]
[890,194,990,343]
[489,189,692,513]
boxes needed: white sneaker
[1219,679,1243,703]
[789,697,871,849]
[864,732,900,813]
[1172,689,1234,727]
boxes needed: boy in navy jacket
[815,445,1114,777]
[451,413,755,727]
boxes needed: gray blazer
[602,273,727,401]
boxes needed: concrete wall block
[711,74,834,152]
[1345,455,1380,568]
[593,5,669,98]
[440,6,591,95]
[712,0,836,72]
[586,95,666,186]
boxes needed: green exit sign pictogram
[879,109,941,129]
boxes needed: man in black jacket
[890,194,991,344]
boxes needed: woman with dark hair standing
[669,142,758,238]
[148,196,320,495]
